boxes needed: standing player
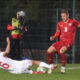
[0,37,52,74]
[47,9,80,74]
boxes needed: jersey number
[0,61,9,69]
[65,27,68,32]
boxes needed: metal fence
[0,8,80,63]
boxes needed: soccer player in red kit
[47,9,80,74]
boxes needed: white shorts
[9,60,32,74]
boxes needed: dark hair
[61,9,69,14]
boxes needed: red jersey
[57,19,79,45]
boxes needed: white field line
[66,67,80,70]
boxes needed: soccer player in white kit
[0,37,52,74]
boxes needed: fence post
[72,0,76,64]
[55,9,59,64]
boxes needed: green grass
[0,64,80,80]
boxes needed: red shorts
[52,41,73,53]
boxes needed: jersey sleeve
[56,22,61,31]
[73,19,79,27]
[0,52,4,57]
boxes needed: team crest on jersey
[69,23,72,26]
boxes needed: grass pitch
[0,64,80,80]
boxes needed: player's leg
[47,46,58,74]
[32,60,51,69]
[32,60,58,74]
[60,46,67,73]
[47,46,57,67]
[23,60,51,74]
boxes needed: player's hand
[6,37,10,44]
[50,36,54,41]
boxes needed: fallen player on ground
[0,37,54,74]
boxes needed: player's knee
[47,48,52,54]
[47,50,52,54]
[60,49,65,53]
[60,47,67,53]
[47,47,56,54]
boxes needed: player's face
[61,13,69,22]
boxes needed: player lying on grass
[47,9,80,74]
[0,37,53,74]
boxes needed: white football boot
[61,67,65,74]
[48,64,58,74]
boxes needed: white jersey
[0,52,33,74]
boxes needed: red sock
[60,53,66,67]
[47,52,53,64]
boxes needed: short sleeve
[73,19,79,27]
[56,23,61,31]
[0,51,4,57]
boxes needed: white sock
[39,62,51,68]
[50,64,54,68]
[61,66,65,70]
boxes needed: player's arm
[50,30,60,41]
[50,23,61,41]
[7,24,15,31]
[3,37,10,56]
[73,19,80,28]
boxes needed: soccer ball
[37,66,46,73]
